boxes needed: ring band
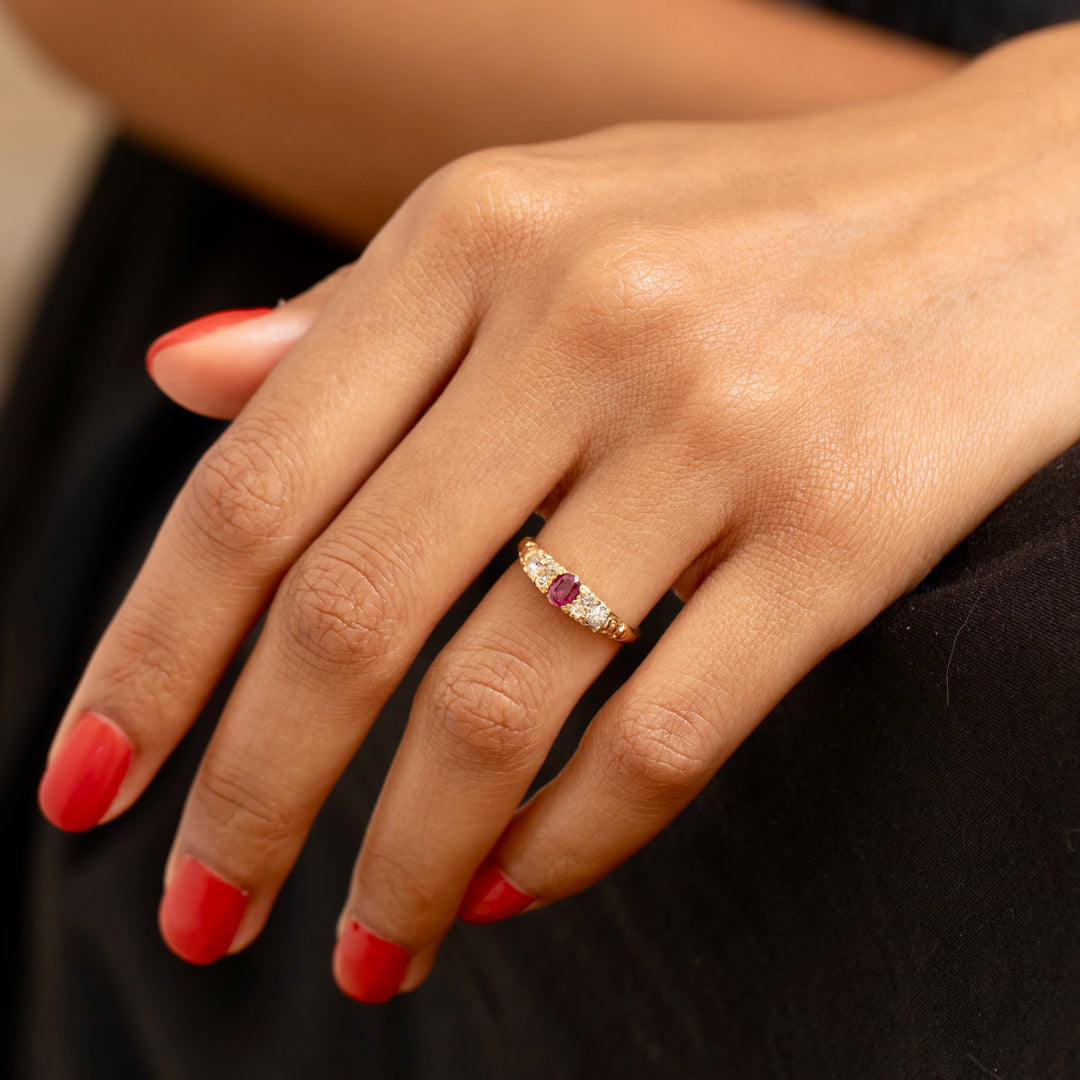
[517,537,641,643]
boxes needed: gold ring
[517,537,641,643]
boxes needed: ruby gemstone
[548,573,580,607]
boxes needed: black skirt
[3,7,1079,1076]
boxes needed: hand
[38,26,1080,1002]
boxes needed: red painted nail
[332,919,410,1004]
[458,864,533,925]
[159,856,248,965]
[38,711,133,832]
[145,307,274,374]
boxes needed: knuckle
[361,844,444,924]
[521,834,599,895]
[193,758,297,851]
[702,343,791,428]
[759,454,881,582]
[181,421,297,562]
[422,147,555,262]
[102,611,190,707]
[556,232,702,349]
[277,531,408,675]
[606,697,714,802]
[417,646,544,770]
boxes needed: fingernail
[458,864,533,925]
[38,710,133,832]
[159,855,248,965]
[332,919,410,1004]
[146,308,274,374]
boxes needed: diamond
[585,602,609,629]
[524,554,544,578]
[548,573,581,607]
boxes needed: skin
[3,0,958,237]
[39,20,1080,998]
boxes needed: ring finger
[328,456,732,1000]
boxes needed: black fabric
[3,8,1080,1079]
[811,0,1079,52]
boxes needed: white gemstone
[585,603,609,629]
[569,598,587,618]
[524,555,543,578]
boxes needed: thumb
[145,269,345,419]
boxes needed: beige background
[0,9,105,405]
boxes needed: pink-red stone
[548,573,580,607]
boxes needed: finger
[37,226,477,835]
[146,268,348,419]
[330,460,732,1001]
[157,341,584,966]
[457,536,861,920]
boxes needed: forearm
[4,0,959,239]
